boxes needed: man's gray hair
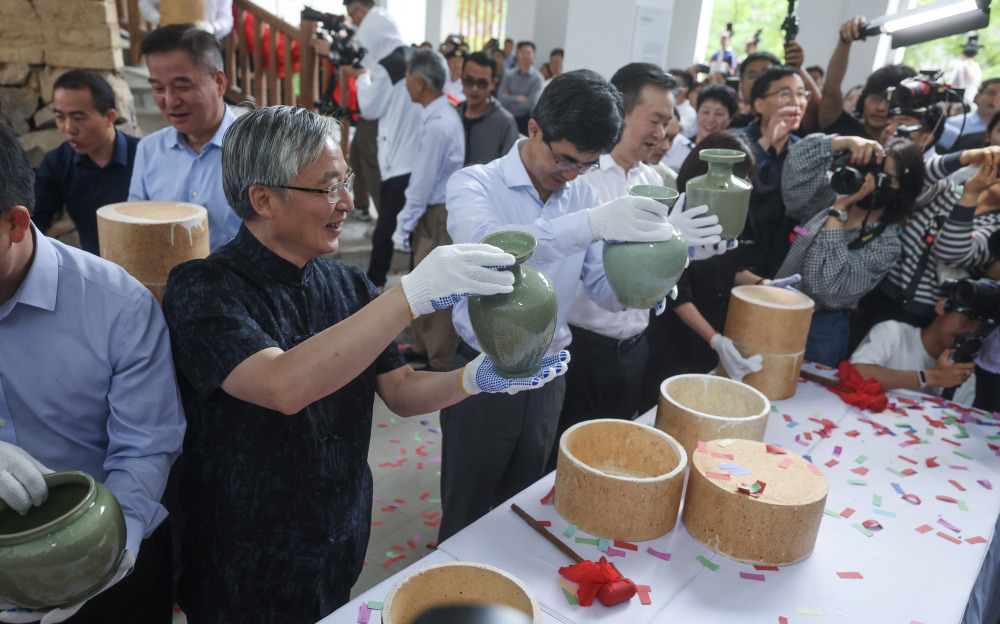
[408,49,448,93]
[222,105,340,221]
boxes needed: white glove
[462,351,570,395]
[401,244,515,318]
[668,192,723,248]
[652,286,680,316]
[0,441,53,515]
[0,551,136,623]
[587,196,678,243]
[391,229,412,253]
[711,334,763,383]
[689,239,738,261]
[761,274,802,289]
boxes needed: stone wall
[0,0,137,167]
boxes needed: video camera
[302,6,366,68]
[942,278,1000,363]
[781,0,799,43]
[887,71,949,109]
[829,152,891,197]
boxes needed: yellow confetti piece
[556,579,578,596]
[794,606,822,615]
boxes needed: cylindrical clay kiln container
[656,374,770,459]
[720,285,814,400]
[554,419,687,541]
[683,439,828,565]
[382,561,541,624]
[97,201,210,303]
[159,0,208,25]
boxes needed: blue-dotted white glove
[761,274,802,289]
[711,334,763,383]
[652,286,680,316]
[462,351,570,395]
[401,244,515,318]
[0,551,135,623]
[668,193,723,248]
[0,441,52,515]
[690,238,738,261]
[587,196,677,243]
[391,229,412,253]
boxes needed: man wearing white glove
[390,50,466,371]
[552,64,728,472]
[161,106,567,623]
[440,69,701,541]
[0,123,185,623]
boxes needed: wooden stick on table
[800,369,850,393]
[511,503,584,563]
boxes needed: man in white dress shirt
[437,70,721,541]
[392,50,466,371]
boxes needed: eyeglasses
[461,75,492,91]
[546,143,599,174]
[272,170,355,204]
[761,87,811,103]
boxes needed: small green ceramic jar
[684,148,753,239]
[468,231,559,378]
[0,471,126,609]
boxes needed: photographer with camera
[778,133,925,366]
[850,284,993,406]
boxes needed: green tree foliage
[704,0,792,66]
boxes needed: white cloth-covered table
[327,365,1000,623]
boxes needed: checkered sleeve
[801,226,902,310]
[782,133,838,223]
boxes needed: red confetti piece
[371,521,383,526]
[807,463,823,476]
[426,541,438,548]
[936,495,958,503]
[740,572,766,581]
[851,467,869,476]
[837,571,863,579]
[416,446,428,456]
[825,459,839,468]
[712,452,735,459]
[902,494,922,505]
[635,584,652,605]
[540,486,555,505]
[926,457,939,467]
[417,462,423,470]
[389,440,401,444]
[382,555,406,567]
[862,519,883,530]
[754,565,779,571]
[380,507,395,512]
[915,524,932,533]
[419,492,430,500]
[394,498,405,504]
[780,618,789,624]
[377,423,388,428]
[614,540,638,551]
[845,430,861,437]
[706,471,731,480]
[937,531,962,544]
[942,438,961,446]
[407,540,416,549]
[898,455,917,464]
[804,432,813,440]
[949,479,966,491]
[966,536,987,544]
[767,444,788,454]
[421,510,440,518]
[391,544,405,552]
[697,441,708,453]
[783,414,793,423]
[901,468,916,476]
[841,507,856,518]
[423,518,442,527]
[538,521,552,527]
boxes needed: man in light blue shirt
[392,49,466,371]
[128,24,241,251]
[938,78,1000,153]
[0,122,185,622]
[438,70,682,541]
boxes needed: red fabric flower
[559,557,637,606]
[831,361,888,412]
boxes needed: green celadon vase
[602,186,688,309]
[684,148,753,239]
[0,471,126,609]
[468,231,558,378]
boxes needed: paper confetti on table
[712,452,735,459]
[841,507,856,518]
[833,445,843,456]
[635,585,652,605]
[707,471,731,480]
[873,508,896,517]
[754,565,780,571]
[873,495,882,506]
[560,586,579,605]
[605,547,627,557]
[779,458,794,469]
[575,537,600,545]
[966,536,987,544]
[740,572,766,581]
[614,540,638,551]
[794,606,822,615]
[938,518,961,532]
[853,523,874,537]
[646,547,671,561]
[852,466,870,476]
[825,459,839,467]
[717,439,734,447]
[837,571,863,579]
[563,524,578,537]
[717,462,740,470]
[696,555,719,570]
[556,579,578,598]
[978,479,993,489]
[367,602,383,610]
[902,493,922,505]
[766,444,788,454]
[855,454,868,464]
[938,531,963,544]
[824,508,841,518]
[598,538,610,552]
[807,462,823,476]
[915,524,933,533]
[891,482,905,495]
[357,603,372,623]
[730,468,753,476]
[848,479,868,486]
[936,495,958,503]
[862,519,883,530]
[697,441,708,453]
[540,486,555,505]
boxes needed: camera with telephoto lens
[942,278,1000,363]
[829,151,890,196]
[302,6,366,68]
[781,0,799,43]
[887,71,947,108]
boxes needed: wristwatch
[828,208,849,222]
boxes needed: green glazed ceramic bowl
[627,185,680,208]
[0,471,126,609]
[603,224,688,309]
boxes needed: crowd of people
[1,1,999,622]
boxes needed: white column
[505,0,538,43]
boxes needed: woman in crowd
[664,84,739,171]
[778,134,925,366]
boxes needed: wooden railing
[116,0,324,112]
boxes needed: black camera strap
[847,210,890,250]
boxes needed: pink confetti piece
[833,445,843,456]
[358,603,371,623]
[807,462,823,476]
[712,452,735,459]
[938,518,961,533]
[646,547,671,561]
[937,531,963,544]
[778,458,794,469]
[915,524,933,534]
[740,572,766,581]
[766,444,788,454]
[978,479,992,489]
[949,479,966,491]
[837,571,863,579]
[793,225,809,235]
[605,547,627,557]
[697,441,708,453]
[966,536,987,544]
[706,471,731,480]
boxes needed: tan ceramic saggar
[553,419,687,541]
[655,374,771,458]
[682,439,828,565]
[381,561,541,624]
[719,285,815,400]
[96,201,209,303]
